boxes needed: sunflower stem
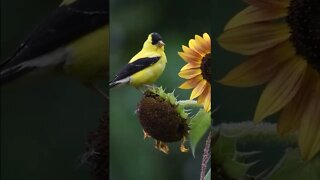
[215,122,297,146]
[178,100,202,108]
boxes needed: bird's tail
[0,56,17,85]
[0,64,35,86]
[109,77,130,88]
[0,43,33,86]
[0,58,11,69]
[0,48,68,86]
[109,81,120,88]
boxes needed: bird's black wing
[1,0,108,69]
[110,57,161,83]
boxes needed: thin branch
[200,131,211,180]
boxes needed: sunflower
[218,0,320,160]
[178,33,211,112]
[137,87,189,154]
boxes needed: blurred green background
[1,0,106,179]
[109,0,210,179]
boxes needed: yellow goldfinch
[0,0,108,97]
[109,32,167,88]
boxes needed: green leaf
[189,109,211,156]
[205,169,211,180]
[212,134,237,164]
[222,157,250,179]
[211,134,251,179]
[267,148,320,180]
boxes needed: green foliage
[212,134,250,179]
[212,134,236,164]
[212,123,320,179]
[205,169,211,180]
[189,109,211,156]
[222,157,250,179]
[267,149,320,180]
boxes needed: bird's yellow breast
[64,25,109,82]
[130,50,167,87]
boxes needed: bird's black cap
[151,32,163,45]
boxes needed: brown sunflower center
[287,0,320,72]
[201,54,212,81]
[137,91,189,142]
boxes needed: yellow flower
[218,0,320,160]
[178,33,211,112]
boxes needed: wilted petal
[218,22,290,55]
[225,5,287,30]
[254,56,307,123]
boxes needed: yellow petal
[182,45,202,59]
[203,33,211,41]
[219,41,295,87]
[195,35,210,55]
[178,52,202,64]
[188,39,198,53]
[312,84,320,158]
[203,85,211,112]
[298,68,320,160]
[254,56,307,123]
[180,63,200,71]
[179,75,203,89]
[245,0,290,9]
[197,91,206,105]
[218,22,290,55]
[197,84,210,107]
[277,66,319,137]
[190,80,207,100]
[178,69,201,79]
[203,33,211,50]
[277,91,304,135]
[225,5,287,30]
